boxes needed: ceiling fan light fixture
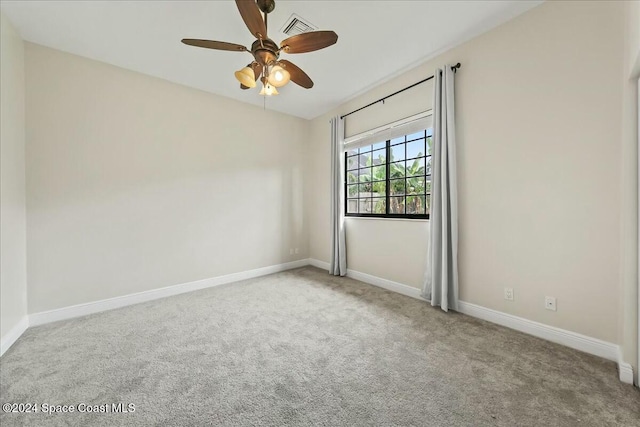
[234,66,256,88]
[259,82,279,96]
[182,0,339,95]
[267,65,290,88]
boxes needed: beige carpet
[1,266,639,426]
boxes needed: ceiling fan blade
[279,60,313,89]
[182,39,247,52]
[280,31,338,54]
[235,0,267,39]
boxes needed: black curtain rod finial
[340,62,461,120]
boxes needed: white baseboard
[1,316,29,357]
[308,258,330,270]
[307,258,633,384]
[455,301,619,362]
[308,259,427,301]
[618,355,634,384]
[29,259,309,327]
[9,257,637,385]
[310,259,430,302]
[347,269,425,301]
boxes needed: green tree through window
[345,129,432,219]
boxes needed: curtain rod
[340,63,461,120]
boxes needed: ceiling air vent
[281,14,317,37]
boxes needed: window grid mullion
[385,140,390,215]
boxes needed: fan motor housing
[257,0,275,14]
[251,38,279,65]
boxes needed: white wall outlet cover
[545,296,557,311]
[504,287,514,301]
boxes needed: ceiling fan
[181,0,338,96]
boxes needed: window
[345,129,432,219]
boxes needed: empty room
[1,0,639,425]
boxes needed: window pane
[406,158,425,176]
[389,161,406,178]
[359,182,372,198]
[407,130,425,141]
[389,178,405,196]
[389,196,405,214]
[346,170,358,184]
[406,177,425,195]
[359,198,372,214]
[372,165,386,180]
[406,196,426,215]
[371,181,386,198]
[391,136,405,145]
[372,149,386,165]
[360,151,372,167]
[358,167,372,181]
[426,128,433,137]
[372,141,386,150]
[426,194,431,215]
[347,155,358,171]
[346,129,433,218]
[406,139,425,159]
[372,198,386,214]
[390,144,405,162]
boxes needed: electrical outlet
[504,287,514,301]
[294,248,299,254]
[289,248,294,255]
[545,296,557,311]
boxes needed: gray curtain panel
[330,116,347,276]
[421,66,459,311]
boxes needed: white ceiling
[1,0,541,119]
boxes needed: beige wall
[621,0,640,385]
[308,1,626,343]
[1,13,28,339]
[25,43,308,313]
